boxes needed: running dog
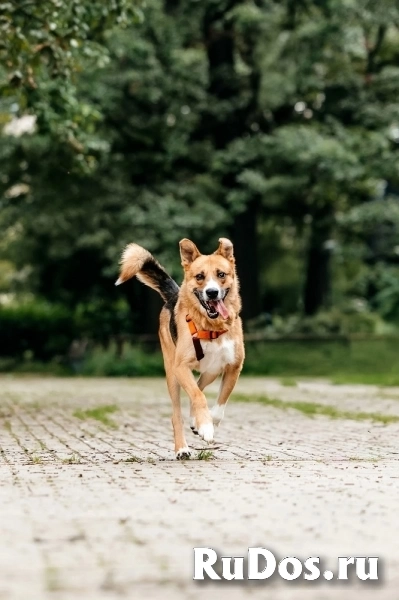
[116,238,245,459]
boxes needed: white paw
[175,447,191,460]
[210,404,225,426]
[198,423,214,443]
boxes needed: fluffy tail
[115,244,179,303]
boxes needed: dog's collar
[186,315,227,361]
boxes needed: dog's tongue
[210,299,229,319]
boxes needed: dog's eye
[195,274,205,282]
[217,272,226,278]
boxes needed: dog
[116,238,245,459]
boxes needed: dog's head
[179,238,238,321]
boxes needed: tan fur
[116,243,170,300]
[117,238,245,458]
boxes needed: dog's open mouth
[194,290,230,320]
[205,299,229,320]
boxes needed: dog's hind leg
[166,371,191,460]
[210,363,242,427]
[159,313,190,459]
[189,372,219,435]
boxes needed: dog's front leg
[210,363,243,426]
[189,372,219,435]
[174,364,214,443]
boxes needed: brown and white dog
[116,238,245,459]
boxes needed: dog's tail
[115,244,179,303]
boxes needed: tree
[200,0,399,315]
[0,1,229,333]
[0,0,141,152]
[2,0,399,338]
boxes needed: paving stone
[0,376,398,599]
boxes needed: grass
[3,338,399,385]
[30,453,42,464]
[44,566,62,592]
[197,449,214,461]
[263,455,273,462]
[349,456,382,462]
[73,404,119,428]
[233,393,399,424]
[124,455,142,463]
[244,339,399,386]
[280,378,297,387]
[331,373,399,386]
[62,453,82,464]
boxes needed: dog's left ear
[214,238,234,263]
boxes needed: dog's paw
[210,404,225,427]
[198,423,214,443]
[189,416,199,436]
[175,447,191,460]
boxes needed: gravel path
[1,376,399,600]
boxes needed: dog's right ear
[179,238,201,269]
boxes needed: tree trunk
[231,200,260,321]
[201,1,260,325]
[303,215,333,315]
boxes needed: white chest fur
[198,337,236,374]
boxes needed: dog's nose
[206,288,219,300]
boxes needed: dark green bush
[0,301,75,360]
[0,298,133,361]
[74,299,133,343]
[80,343,164,377]
[247,304,393,337]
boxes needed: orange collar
[186,315,227,360]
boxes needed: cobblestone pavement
[1,376,399,600]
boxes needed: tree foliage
[2,0,399,336]
[0,0,141,147]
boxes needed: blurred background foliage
[2,0,399,380]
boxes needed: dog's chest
[198,337,236,374]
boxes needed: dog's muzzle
[194,288,230,320]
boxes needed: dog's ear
[179,238,201,268]
[214,238,234,263]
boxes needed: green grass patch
[62,453,82,464]
[233,393,399,424]
[44,566,62,592]
[263,455,274,462]
[30,453,42,464]
[124,455,142,463]
[73,404,119,428]
[280,378,297,387]
[243,339,399,385]
[331,373,399,387]
[3,338,399,385]
[349,456,381,462]
[197,449,214,461]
